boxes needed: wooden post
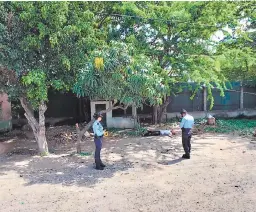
[240,82,244,109]
[203,86,207,111]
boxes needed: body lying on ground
[143,129,177,137]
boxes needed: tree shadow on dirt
[197,133,256,151]
[0,153,135,188]
[0,132,222,188]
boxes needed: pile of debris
[47,126,78,145]
[193,114,216,135]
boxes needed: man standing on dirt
[180,109,194,159]
[92,113,106,170]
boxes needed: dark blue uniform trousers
[94,136,102,162]
[182,128,192,156]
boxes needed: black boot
[95,160,104,170]
[100,160,106,167]
[182,154,190,159]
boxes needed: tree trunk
[153,106,158,125]
[37,132,48,155]
[76,123,83,154]
[38,102,48,155]
[75,119,94,153]
[76,127,82,154]
[157,96,171,124]
[20,98,49,155]
[240,81,244,110]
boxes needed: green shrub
[205,119,256,136]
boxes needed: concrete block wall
[166,109,256,119]
[107,117,136,128]
[90,100,137,128]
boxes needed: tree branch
[19,97,39,142]
[38,102,47,128]
[112,104,130,111]
[100,103,130,114]
[76,119,95,138]
[7,12,13,32]
[113,99,118,106]
[19,97,39,129]
[98,15,108,29]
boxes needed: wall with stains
[0,93,12,132]
[0,93,11,121]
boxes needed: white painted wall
[107,117,136,128]
[90,100,112,123]
[90,100,136,128]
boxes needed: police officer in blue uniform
[92,113,106,170]
[180,109,194,159]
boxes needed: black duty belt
[182,128,191,133]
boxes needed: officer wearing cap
[92,113,105,170]
[180,109,194,159]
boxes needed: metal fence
[167,82,256,113]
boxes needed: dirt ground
[1,128,256,212]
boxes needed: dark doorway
[95,104,107,127]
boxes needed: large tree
[73,41,169,152]
[94,2,247,122]
[217,2,256,84]
[1,2,255,156]
[0,2,101,155]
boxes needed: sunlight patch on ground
[108,153,123,161]
[45,154,70,158]
[4,139,16,144]
[56,172,64,175]
[14,160,31,167]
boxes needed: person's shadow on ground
[167,158,184,165]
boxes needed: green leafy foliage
[218,47,256,83]
[0,2,100,108]
[205,119,256,136]
[98,2,253,109]
[21,70,47,107]
[0,2,104,154]
[216,3,256,85]
[73,41,169,107]
[0,1,255,118]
